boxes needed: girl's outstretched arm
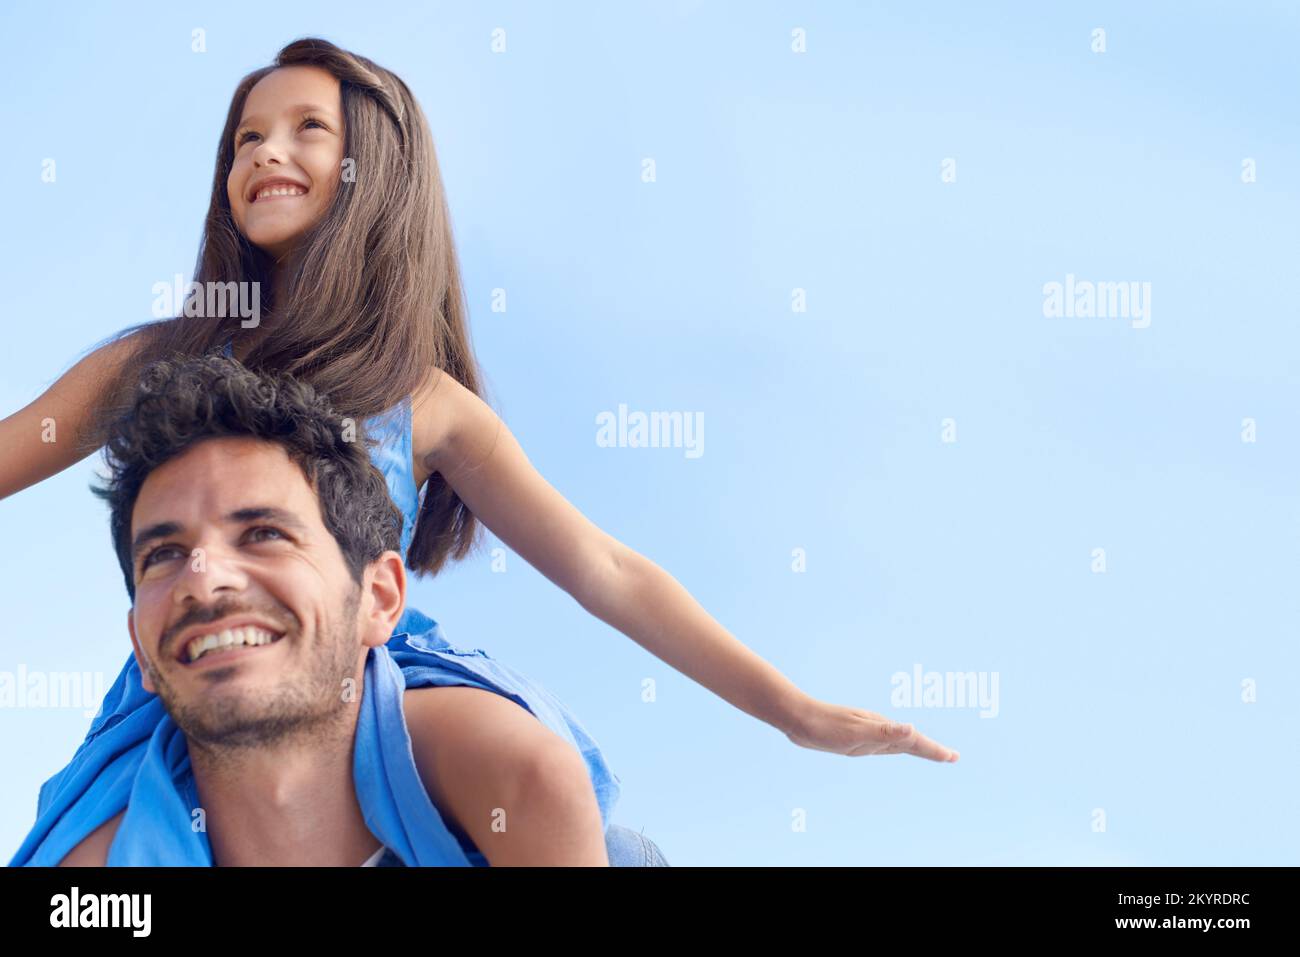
[0,334,140,501]
[415,370,959,764]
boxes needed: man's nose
[172,543,249,604]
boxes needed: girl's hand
[0,333,139,501]
[785,699,960,762]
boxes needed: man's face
[126,437,383,749]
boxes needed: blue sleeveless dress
[11,350,622,865]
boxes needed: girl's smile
[247,177,310,204]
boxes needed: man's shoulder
[402,685,455,754]
[403,686,443,775]
[402,684,506,752]
[400,684,517,851]
[57,809,126,867]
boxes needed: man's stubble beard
[147,585,364,754]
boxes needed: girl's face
[227,66,344,263]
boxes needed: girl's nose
[252,138,288,168]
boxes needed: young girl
[1,37,956,865]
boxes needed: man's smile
[179,624,286,665]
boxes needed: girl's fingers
[875,721,959,762]
[905,731,959,762]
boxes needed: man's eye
[142,528,285,570]
[142,546,182,569]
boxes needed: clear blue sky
[1,1,1296,865]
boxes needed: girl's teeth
[256,186,305,200]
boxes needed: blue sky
[1,1,1297,865]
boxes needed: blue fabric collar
[14,645,473,866]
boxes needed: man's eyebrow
[130,507,311,565]
[235,104,338,129]
[130,521,182,565]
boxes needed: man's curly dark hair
[91,352,403,603]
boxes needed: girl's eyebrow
[236,104,338,129]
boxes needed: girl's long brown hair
[83,36,486,578]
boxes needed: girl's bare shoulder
[409,366,483,489]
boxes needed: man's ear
[126,607,157,694]
[359,550,406,649]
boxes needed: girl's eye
[236,118,325,147]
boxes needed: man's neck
[188,707,382,867]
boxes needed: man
[37,355,666,866]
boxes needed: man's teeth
[256,186,306,200]
[185,626,281,662]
